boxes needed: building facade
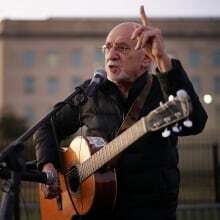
[0,18,219,137]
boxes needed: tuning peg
[168,95,174,101]
[172,124,180,133]
[183,119,193,128]
[159,101,163,106]
[172,124,182,133]
[176,90,188,98]
[162,128,171,138]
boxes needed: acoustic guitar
[39,90,191,220]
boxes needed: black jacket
[34,59,207,219]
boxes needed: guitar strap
[116,73,153,135]
[106,73,153,168]
[109,70,171,168]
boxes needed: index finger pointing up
[140,5,149,27]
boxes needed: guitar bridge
[56,194,63,210]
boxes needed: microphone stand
[0,87,87,220]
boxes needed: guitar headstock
[144,90,192,133]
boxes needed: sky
[0,0,220,19]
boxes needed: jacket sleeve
[156,59,208,136]
[33,99,81,170]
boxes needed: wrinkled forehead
[105,22,141,44]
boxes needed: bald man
[35,6,207,220]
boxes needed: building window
[48,77,59,94]
[47,50,59,67]
[212,49,220,66]
[22,51,35,67]
[23,106,35,123]
[23,76,35,94]
[214,76,220,94]
[94,48,104,64]
[188,50,201,67]
[70,48,82,67]
[191,76,201,93]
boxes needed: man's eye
[118,46,125,50]
[117,45,129,51]
[105,45,113,51]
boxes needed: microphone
[86,69,106,97]
[0,167,56,185]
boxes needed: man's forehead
[105,36,133,44]
[106,22,140,43]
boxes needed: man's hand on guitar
[41,162,61,199]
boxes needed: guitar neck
[79,118,147,182]
[75,91,191,183]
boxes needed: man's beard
[108,71,136,84]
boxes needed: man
[34,6,207,220]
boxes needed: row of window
[23,76,82,94]
[23,75,220,95]
[20,74,220,124]
[23,102,220,125]
[21,48,220,68]
[22,48,220,67]
[169,49,220,67]
[22,48,104,68]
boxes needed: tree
[0,112,28,147]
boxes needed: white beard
[107,71,134,84]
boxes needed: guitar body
[39,136,117,220]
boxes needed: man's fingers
[134,29,160,50]
[140,5,149,27]
[131,6,150,41]
[135,35,144,50]
[131,26,145,40]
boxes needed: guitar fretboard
[78,118,147,182]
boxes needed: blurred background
[0,0,220,219]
